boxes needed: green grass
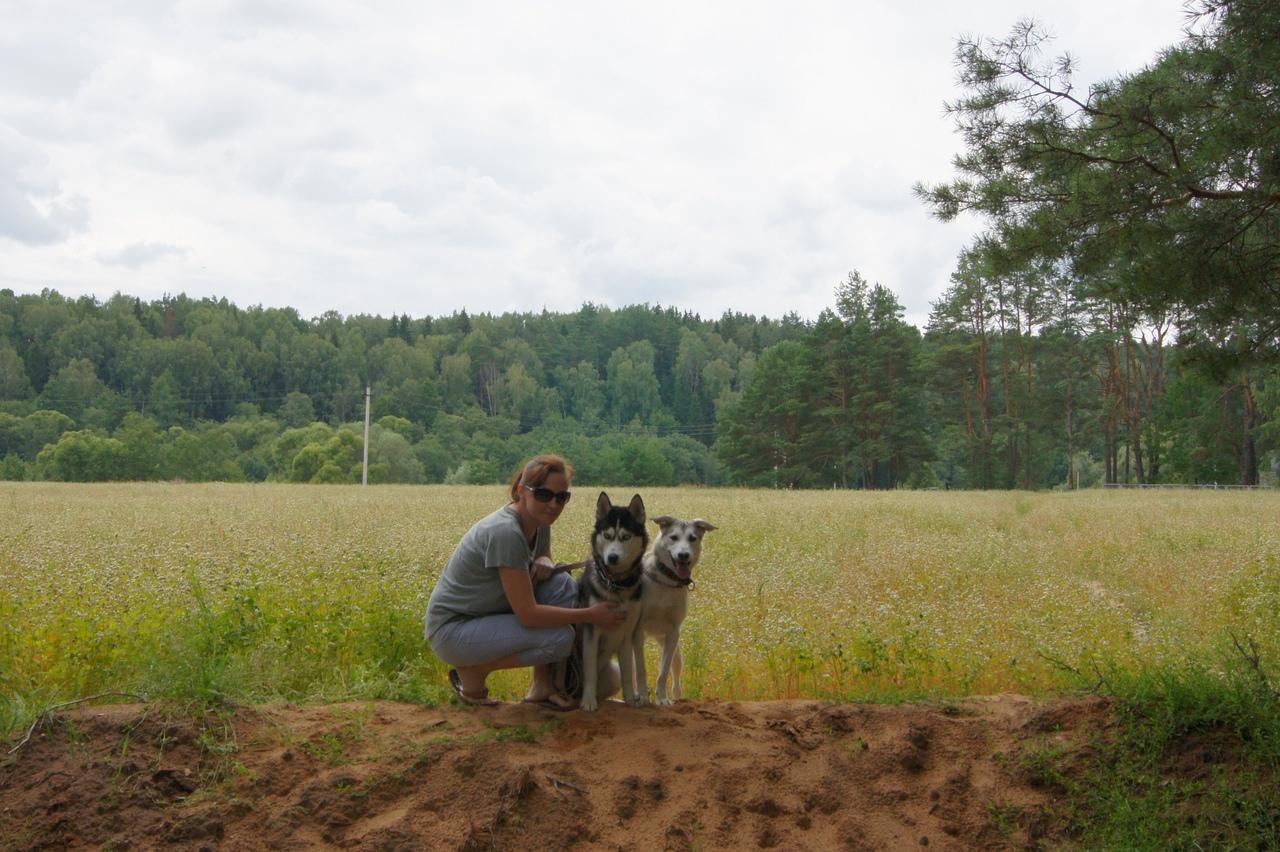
[1042,645,1280,850]
[1,482,1278,732]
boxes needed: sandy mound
[1,695,1112,850]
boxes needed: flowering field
[2,483,1277,731]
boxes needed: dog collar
[593,558,642,591]
[655,558,694,588]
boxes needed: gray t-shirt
[425,504,550,637]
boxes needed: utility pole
[362,383,371,486]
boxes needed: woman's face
[518,470,571,527]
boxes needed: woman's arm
[498,567,621,628]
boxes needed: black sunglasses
[524,484,572,506]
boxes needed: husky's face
[653,517,716,581]
[593,492,648,571]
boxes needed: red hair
[509,454,574,502]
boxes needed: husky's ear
[596,491,612,520]
[692,519,717,533]
[627,493,645,525]
[652,515,677,530]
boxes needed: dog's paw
[657,694,674,706]
[627,693,649,708]
[579,695,599,712]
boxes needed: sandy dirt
[1,694,1113,851]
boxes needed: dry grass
[2,483,1277,722]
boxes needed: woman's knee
[534,571,578,607]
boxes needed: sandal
[521,692,577,712]
[449,669,500,706]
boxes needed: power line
[8,391,728,439]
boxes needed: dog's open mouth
[674,563,692,580]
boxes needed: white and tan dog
[636,515,716,705]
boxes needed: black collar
[653,554,693,588]
[593,557,643,591]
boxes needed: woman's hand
[585,602,625,628]
[530,555,557,583]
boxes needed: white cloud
[98,241,190,268]
[0,124,89,245]
[0,0,1189,325]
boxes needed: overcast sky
[2,0,1189,328]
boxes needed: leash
[550,559,592,575]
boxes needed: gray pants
[428,572,577,668]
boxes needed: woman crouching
[425,454,623,708]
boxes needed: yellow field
[2,483,1277,726]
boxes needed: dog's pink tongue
[675,564,692,580]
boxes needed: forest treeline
[0,280,1274,489]
[2,0,1277,489]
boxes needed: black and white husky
[576,492,650,712]
[636,516,716,705]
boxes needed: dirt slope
[1,695,1111,851]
